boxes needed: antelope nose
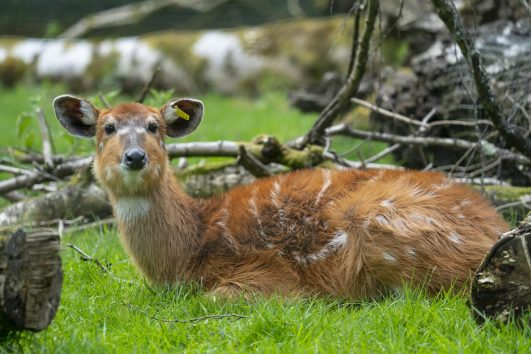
[123,148,147,170]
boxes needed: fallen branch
[326,124,530,165]
[67,243,110,273]
[123,302,247,324]
[60,0,229,40]
[352,97,493,129]
[432,0,531,157]
[237,145,272,177]
[0,156,92,195]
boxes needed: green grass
[1,84,529,352]
[3,226,530,353]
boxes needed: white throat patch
[115,197,151,221]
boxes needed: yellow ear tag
[175,107,190,121]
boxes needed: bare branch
[0,156,92,195]
[123,302,247,324]
[326,124,530,165]
[237,145,272,177]
[60,0,229,40]
[98,93,111,109]
[136,66,161,103]
[67,243,111,273]
[304,0,379,146]
[432,0,531,157]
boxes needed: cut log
[471,216,531,325]
[0,229,62,331]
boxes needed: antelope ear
[53,95,99,138]
[161,98,204,138]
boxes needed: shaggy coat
[53,97,508,299]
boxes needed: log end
[471,223,531,325]
[1,229,62,331]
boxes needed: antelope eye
[147,122,158,134]
[104,124,116,135]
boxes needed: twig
[365,143,400,164]
[0,156,93,195]
[304,0,379,146]
[326,124,530,165]
[1,191,25,202]
[0,164,34,176]
[98,92,111,109]
[67,243,111,272]
[136,66,161,103]
[356,150,367,170]
[60,0,229,39]
[351,97,427,127]
[123,302,247,324]
[62,218,114,234]
[35,107,54,169]
[519,0,531,17]
[237,145,272,177]
[432,0,531,157]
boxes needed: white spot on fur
[249,188,267,240]
[115,197,150,221]
[99,143,104,152]
[295,230,348,264]
[383,252,397,263]
[460,199,471,206]
[380,199,393,208]
[375,215,389,226]
[407,249,416,257]
[448,231,462,244]
[270,181,281,208]
[458,214,465,219]
[315,169,332,204]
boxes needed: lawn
[0,84,529,353]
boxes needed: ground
[0,84,529,352]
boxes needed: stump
[471,219,531,325]
[0,229,62,332]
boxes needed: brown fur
[89,102,508,299]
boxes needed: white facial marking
[315,169,332,204]
[99,142,104,152]
[448,231,462,244]
[115,197,151,221]
[383,252,397,263]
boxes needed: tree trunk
[0,229,62,332]
[471,215,531,325]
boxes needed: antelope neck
[109,170,203,283]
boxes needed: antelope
[53,95,508,299]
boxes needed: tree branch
[326,123,530,165]
[431,0,531,157]
[303,0,379,146]
[60,0,229,39]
